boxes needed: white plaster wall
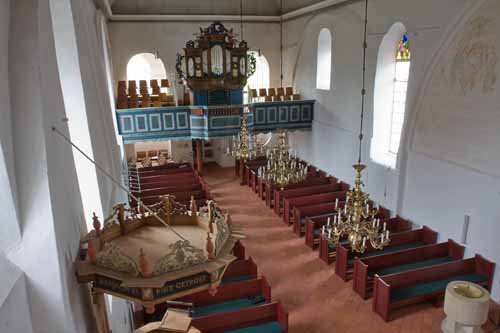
[0,254,33,333]
[285,0,500,300]
[211,138,235,168]
[108,21,282,98]
[70,0,126,215]
[1,0,132,331]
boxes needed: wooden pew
[335,226,438,281]
[137,178,199,191]
[133,183,203,198]
[244,158,267,187]
[353,239,465,299]
[372,255,495,321]
[178,277,272,318]
[136,165,193,177]
[256,165,321,201]
[232,240,246,261]
[283,190,347,226]
[293,203,390,236]
[263,175,332,208]
[223,257,258,285]
[145,277,272,324]
[139,171,196,184]
[317,216,411,260]
[192,301,288,333]
[134,162,191,173]
[277,181,348,217]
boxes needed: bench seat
[372,256,454,277]
[348,242,427,265]
[300,213,332,225]
[192,296,267,318]
[224,321,283,333]
[221,275,254,285]
[391,273,487,302]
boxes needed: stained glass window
[396,34,411,61]
[389,34,411,155]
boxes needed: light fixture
[257,129,308,189]
[322,0,389,253]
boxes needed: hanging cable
[280,0,284,87]
[51,125,188,241]
[357,0,369,165]
[240,0,244,41]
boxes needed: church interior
[1,0,500,332]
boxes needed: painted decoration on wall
[396,34,411,61]
[412,0,500,177]
[443,16,498,95]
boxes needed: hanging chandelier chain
[280,0,284,87]
[358,0,369,164]
[240,0,244,41]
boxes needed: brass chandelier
[322,0,389,253]
[257,129,308,189]
[230,114,257,162]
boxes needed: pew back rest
[380,255,494,291]
[192,302,286,333]
[288,191,348,206]
[178,277,271,306]
[280,183,345,199]
[362,239,465,273]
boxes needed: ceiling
[109,0,329,16]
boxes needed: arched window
[316,28,332,90]
[244,51,270,103]
[371,23,411,168]
[127,53,167,93]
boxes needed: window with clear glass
[388,34,411,155]
[316,28,332,90]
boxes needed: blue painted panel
[301,104,312,121]
[267,107,277,123]
[255,108,266,124]
[210,116,240,129]
[163,113,175,130]
[177,112,189,129]
[194,91,208,105]
[135,115,148,132]
[120,116,134,133]
[290,105,300,122]
[149,114,161,131]
[230,89,243,105]
[279,106,288,123]
[191,116,207,129]
[116,100,314,143]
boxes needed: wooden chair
[129,94,139,108]
[267,88,276,97]
[249,89,258,102]
[136,151,147,161]
[272,96,282,102]
[140,94,151,107]
[161,79,170,88]
[147,150,158,159]
[259,88,267,97]
[292,94,301,101]
[283,95,291,101]
[277,87,285,97]
[128,81,137,96]
[152,96,161,107]
[118,80,126,88]
[150,79,159,88]
[265,96,273,102]
[285,87,294,96]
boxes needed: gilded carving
[96,242,140,276]
[152,240,207,276]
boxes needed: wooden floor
[203,165,498,333]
